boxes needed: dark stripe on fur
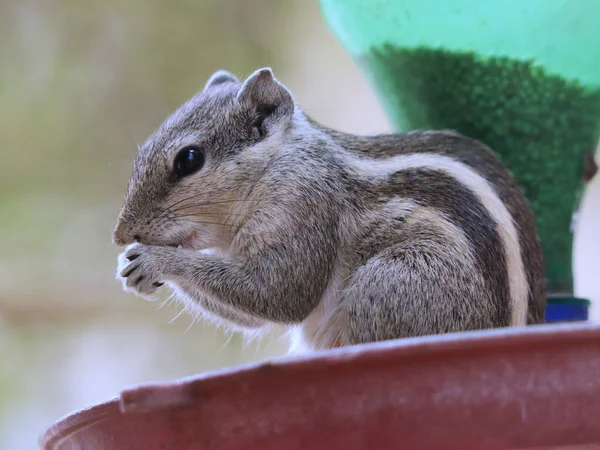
[317,123,545,324]
[380,168,510,326]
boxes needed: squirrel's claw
[117,243,171,298]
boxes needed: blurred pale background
[0,1,598,449]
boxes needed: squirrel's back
[322,125,545,326]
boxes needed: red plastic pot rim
[118,321,598,411]
[40,322,600,450]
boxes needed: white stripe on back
[352,152,528,325]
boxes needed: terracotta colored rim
[40,322,600,450]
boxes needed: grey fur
[114,67,546,352]
[204,69,239,91]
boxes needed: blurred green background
[0,1,599,449]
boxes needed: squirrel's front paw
[117,243,175,297]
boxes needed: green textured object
[320,0,600,296]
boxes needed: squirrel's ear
[236,68,294,123]
[204,70,239,91]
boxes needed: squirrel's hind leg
[339,244,497,345]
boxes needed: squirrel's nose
[112,218,140,246]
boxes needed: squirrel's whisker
[176,218,238,228]
[167,198,264,214]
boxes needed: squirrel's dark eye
[173,146,205,180]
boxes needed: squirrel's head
[113,67,296,250]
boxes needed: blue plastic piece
[545,298,590,323]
